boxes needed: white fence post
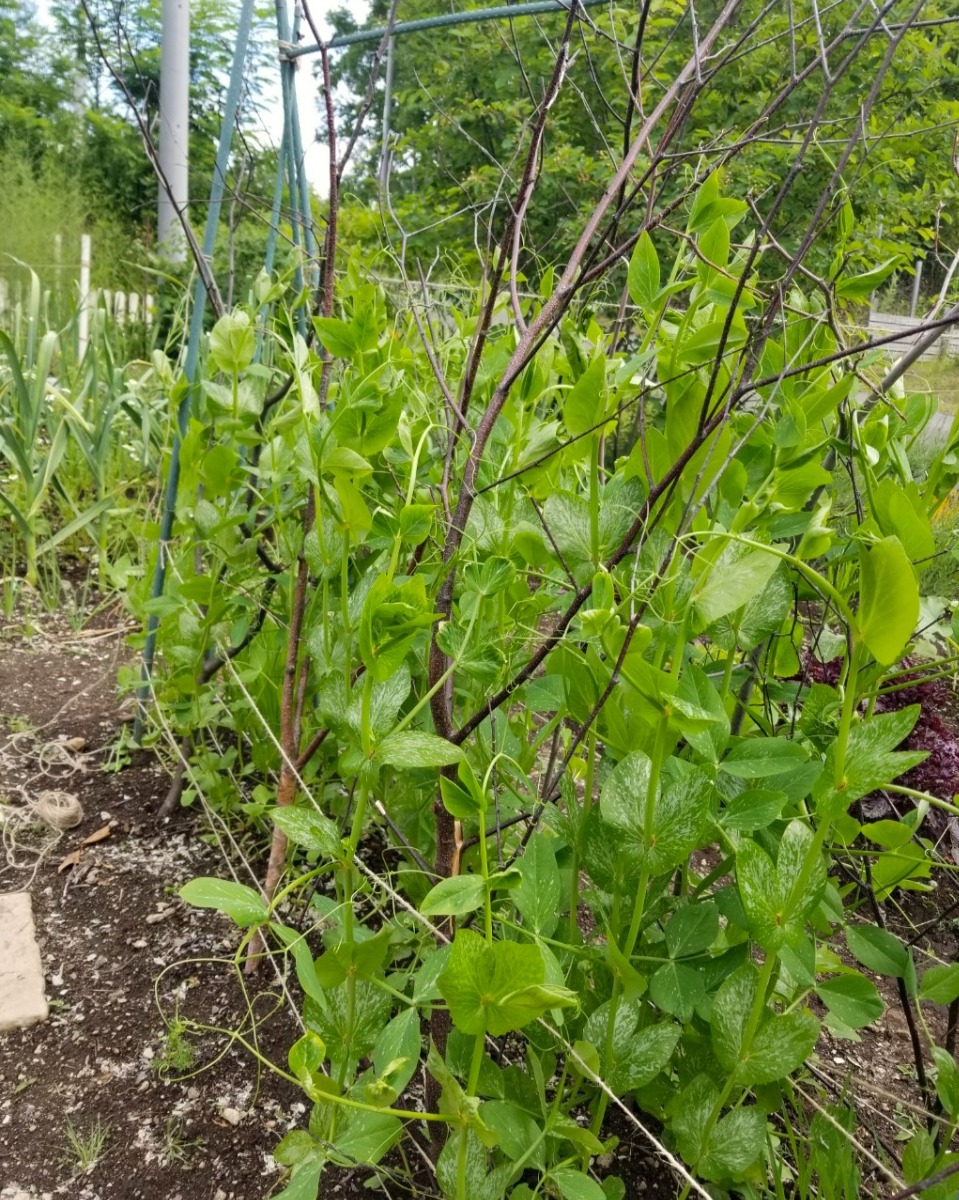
[910,258,923,319]
[78,233,92,358]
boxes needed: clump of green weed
[155,1017,196,1076]
[160,1115,204,1166]
[64,1117,109,1174]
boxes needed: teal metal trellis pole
[285,0,611,56]
[135,0,259,741]
[288,7,320,299]
[276,0,308,336]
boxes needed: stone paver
[0,892,47,1031]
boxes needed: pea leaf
[694,541,783,625]
[312,316,356,357]
[564,355,608,437]
[845,924,908,978]
[737,821,826,951]
[608,1021,680,1093]
[420,875,486,918]
[919,965,959,1006]
[721,737,809,779]
[816,973,884,1029]
[514,834,562,937]
[932,1047,959,1117]
[288,1031,328,1097]
[270,923,325,1004]
[481,1102,544,1169]
[711,964,757,1071]
[836,256,902,301]
[700,1107,766,1182]
[627,232,661,312]
[600,752,711,876]
[179,877,267,928]
[438,930,576,1036]
[552,1169,607,1200]
[669,1074,716,1166]
[209,310,255,374]
[677,664,730,762]
[269,806,342,859]
[650,961,705,1022]
[376,731,465,769]
[739,1011,819,1084]
[817,706,925,816]
[332,1109,402,1164]
[857,536,919,665]
[664,902,719,958]
[272,1160,323,1200]
[721,789,789,832]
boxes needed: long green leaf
[36,496,115,556]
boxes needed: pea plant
[135,4,959,1198]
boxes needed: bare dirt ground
[0,607,306,1200]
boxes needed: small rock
[220,1107,243,1126]
[214,1191,227,1200]
[132,939,147,949]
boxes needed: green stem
[467,1027,486,1094]
[216,1025,448,1121]
[884,784,959,822]
[833,640,862,791]
[457,1027,487,1200]
[24,530,37,587]
[591,712,669,1136]
[391,601,480,736]
[719,617,741,705]
[589,433,601,564]
[685,647,865,1174]
[703,950,777,1133]
[568,730,596,943]
[478,804,493,945]
[335,680,373,1101]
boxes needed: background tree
[0,0,284,303]
[330,0,959,291]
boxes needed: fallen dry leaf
[57,849,83,873]
[81,824,113,846]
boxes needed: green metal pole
[276,0,310,335]
[286,0,612,56]
[288,8,320,297]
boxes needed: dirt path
[0,614,304,1200]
